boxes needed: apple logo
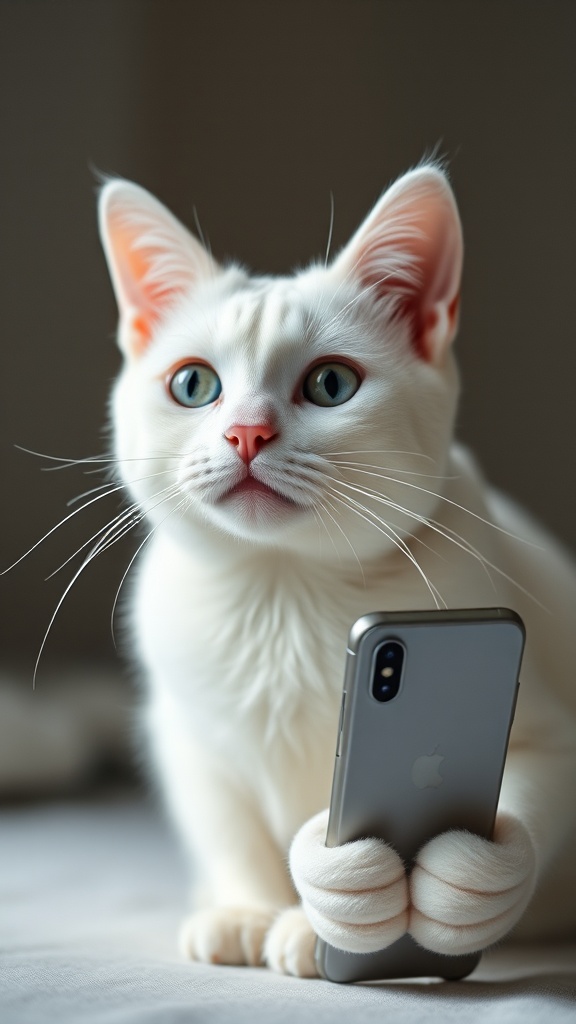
[411,751,445,789]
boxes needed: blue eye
[168,363,222,408]
[303,362,361,407]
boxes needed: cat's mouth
[220,474,299,509]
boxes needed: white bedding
[2,790,575,1023]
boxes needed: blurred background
[1,0,575,790]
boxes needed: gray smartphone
[316,607,525,983]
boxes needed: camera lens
[371,640,404,703]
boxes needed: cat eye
[168,363,222,408]
[303,362,361,407]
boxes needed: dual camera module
[371,640,405,703]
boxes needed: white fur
[98,166,576,977]
[290,809,409,953]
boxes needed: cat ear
[333,166,463,363]
[98,180,218,357]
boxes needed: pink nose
[225,423,277,464]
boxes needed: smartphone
[316,607,525,983]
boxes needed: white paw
[264,906,319,977]
[179,906,276,966]
[290,809,409,954]
[409,813,537,954]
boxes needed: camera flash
[381,667,394,678]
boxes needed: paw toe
[180,906,275,967]
[264,907,318,978]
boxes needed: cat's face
[102,167,462,563]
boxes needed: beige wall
[1,0,575,668]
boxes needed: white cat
[98,165,576,977]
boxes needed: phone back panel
[317,608,524,983]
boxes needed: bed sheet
[2,791,575,1024]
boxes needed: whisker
[309,505,327,557]
[336,465,543,550]
[327,483,445,608]
[110,494,189,647]
[327,458,454,481]
[67,466,177,506]
[319,495,366,586]
[33,541,103,689]
[305,250,367,338]
[96,484,181,562]
[320,449,434,461]
[324,191,335,268]
[47,482,180,578]
[335,477,548,611]
[67,481,119,505]
[336,476,495,591]
[318,268,411,335]
[45,505,140,579]
[33,486,185,685]
[2,480,137,574]
[14,445,111,468]
[13,444,185,470]
[192,206,213,263]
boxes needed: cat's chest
[132,534,361,735]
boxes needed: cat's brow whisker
[318,269,408,335]
[305,246,367,337]
[306,257,384,338]
[192,206,213,263]
[312,248,378,326]
[327,483,445,608]
[324,191,335,268]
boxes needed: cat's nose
[225,423,277,464]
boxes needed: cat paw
[290,809,409,954]
[179,906,276,966]
[264,906,319,977]
[409,813,537,954]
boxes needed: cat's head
[99,165,462,564]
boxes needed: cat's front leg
[408,812,536,954]
[288,809,410,955]
[177,792,294,969]
[149,713,295,968]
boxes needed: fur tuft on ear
[98,180,218,358]
[333,166,463,363]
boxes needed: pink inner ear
[388,281,461,363]
[100,180,220,358]
[108,215,182,345]
[341,169,463,364]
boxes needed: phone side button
[511,680,520,723]
[336,692,346,757]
